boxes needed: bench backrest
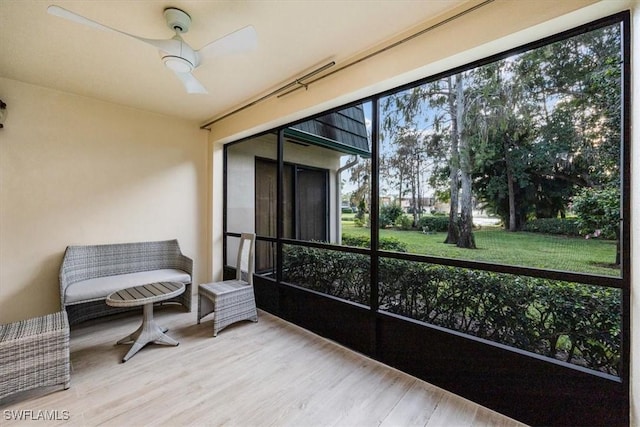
[59,240,192,305]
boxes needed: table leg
[116,324,142,345]
[116,325,168,344]
[118,303,179,362]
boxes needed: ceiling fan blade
[197,25,257,60]
[47,5,179,54]
[172,71,208,94]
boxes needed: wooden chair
[197,233,258,336]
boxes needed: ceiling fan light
[163,56,193,73]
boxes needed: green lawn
[342,219,619,277]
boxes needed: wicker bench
[0,311,70,400]
[60,239,193,325]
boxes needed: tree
[379,22,622,251]
[381,75,477,248]
[573,187,620,265]
[473,24,622,231]
[390,129,427,227]
[349,157,371,220]
[381,88,448,229]
[471,59,537,231]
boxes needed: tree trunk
[455,73,476,249]
[458,170,476,248]
[444,76,460,244]
[411,169,418,227]
[504,137,517,232]
[397,172,403,208]
[414,154,421,227]
[444,174,460,243]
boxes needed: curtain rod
[200,0,494,130]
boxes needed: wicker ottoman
[0,311,70,400]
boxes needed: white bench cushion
[64,269,191,304]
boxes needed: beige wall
[206,0,639,422]
[0,77,209,324]
[225,133,345,249]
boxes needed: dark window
[255,158,329,270]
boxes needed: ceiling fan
[47,5,257,94]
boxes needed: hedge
[283,245,370,304]
[417,215,451,232]
[342,234,408,252]
[282,245,621,375]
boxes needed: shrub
[282,246,370,305]
[342,235,370,248]
[522,218,580,236]
[573,187,619,240]
[379,237,408,252]
[417,215,450,232]
[378,261,621,375]
[395,214,413,230]
[379,204,403,229]
[282,246,621,375]
[342,234,408,252]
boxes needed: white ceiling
[0,0,468,124]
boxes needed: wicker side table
[0,311,71,400]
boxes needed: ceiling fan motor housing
[164,8,191,33]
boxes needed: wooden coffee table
[106,281,185,362]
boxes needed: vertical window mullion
[370,96,380,310]
[222,144,228,268]
[620,11,631,392]
[293,165,299,239]
[370,95,381,358]
[276,129,285,285]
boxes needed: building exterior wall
[226,132,344,258]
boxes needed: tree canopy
[377,23,621,254]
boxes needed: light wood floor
[1,308,527,426]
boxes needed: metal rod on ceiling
[200,61,335,129]
[277,0,495,98]
[200,0,494,129]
